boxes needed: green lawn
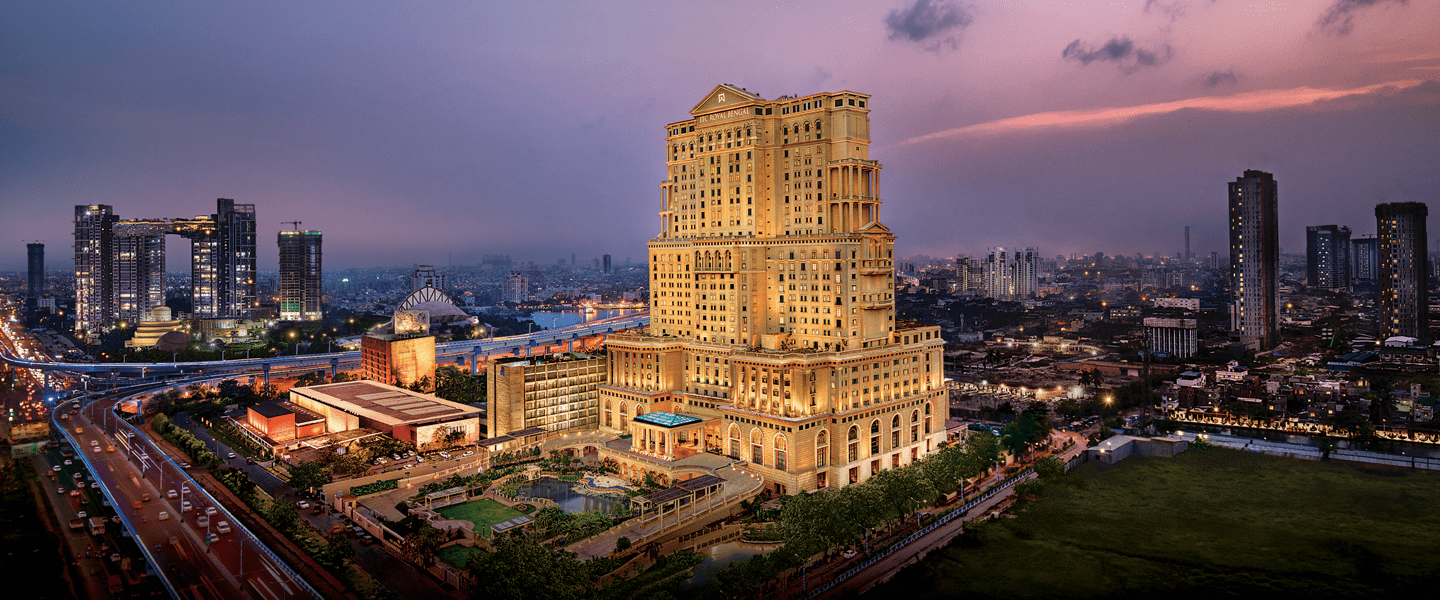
[437,544,481,568]
[879,448,1440,598]
[436,498,524,539]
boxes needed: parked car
[297,501,311,510]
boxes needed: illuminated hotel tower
[601,85,946,494]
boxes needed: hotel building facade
[599,85,946,495]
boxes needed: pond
[682,541,775,589]
[514,477,624,514]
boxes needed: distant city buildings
[278,229,323,321]
[1376,202,1429,342]
[72,199,257,334]
[409,265,446,292]
[27,242,44,299]
[1228,169,1279,351]
[983,247,1039,300]
[602,254,612,274]
[1306,225,1352,289]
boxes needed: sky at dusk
[2,0,1437,273]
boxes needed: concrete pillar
[262,363,271,387]
[472,348,483,375]
[567,338,574,352]
[330,358,339,380]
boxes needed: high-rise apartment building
[982,247,1039,300]
[1376,202,1429,341]
[953,255,984,294]
[1306,225,1352,289]
[1184,226,1191,260]
[278,229,323,321]
[27,243,44,299]
[1352,235,1379,282]
[1228,170,1279,351]
[603,254,612,274]
[73,205,117,333]
[600,85,945,494]
[72,199,258,333]
[502,272,528,304]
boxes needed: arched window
[891,415,901,449]
[817,430,829,467]
[869,420,881,456]
[847,425,860,462]
[604,399,612,428]
[728,424,741,459]
[618,402,628,433]
[774,434,788,472]
[910,409,920,443]
[924,402,933,434]
[750,429,764,467]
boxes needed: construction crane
[281,221,302,231]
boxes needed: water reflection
[514,477,623,514]
[683,541,774,589]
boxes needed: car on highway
[166,489,178,499]
[180,501,193,512]
[52,465,61,472]
[204,506,217,517]
[63,460,71,466]
[215,521,231,534]
[56,487,65,495]
[207,533,220,544]
[72,473,83,480]
[90,482,99,489]
[158,511,170,521]
[92,446,101,454]
[196,515,209,527]
[77,511,87,519]
[227,452,235,459]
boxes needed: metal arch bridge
[0,312,648,381]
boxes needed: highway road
[1,311,648,378]
[59,391,321,600]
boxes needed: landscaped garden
[878,447,1440,598]
[436,498,525,539]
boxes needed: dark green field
[878,448,1440,598]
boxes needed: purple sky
[2,1,1437,272]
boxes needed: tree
[1033,455,1065,480]
[962,432,1000,478]
[1000,414,1039,459]
[401,523,447,566]
[614,536,631,552]
[265,498,301,533]
[317,534,355,571]
[288,460,332,492]
[870,468,937,520]
[467,534,588,600]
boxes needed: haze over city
[3,0,1437,272]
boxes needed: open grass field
[437,544,480,569]
[878,448,1440,598]
[436,498,523,539]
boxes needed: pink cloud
[903,79,1429,144]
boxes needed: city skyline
[2,1,1438,272]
